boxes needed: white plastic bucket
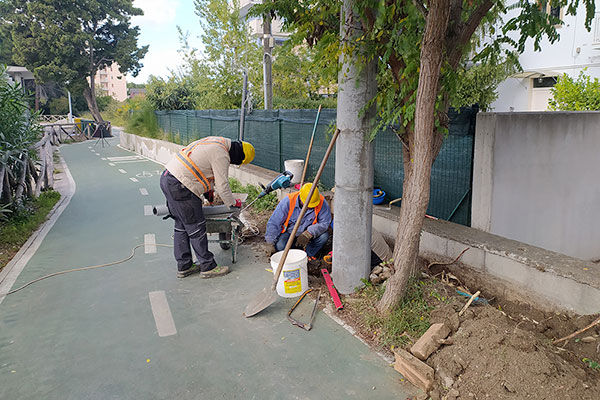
[284,159,304,184]
[270,249,308,298]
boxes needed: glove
[203,190,215,203]
[265,243,277,256]
[295,231,313,247]
[234,199,243,208]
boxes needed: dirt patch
[338,267,600,400]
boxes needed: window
[539,1,563,23]
[532,76,557,88]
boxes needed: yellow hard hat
[299,183,321,208]
[242,141,255,164]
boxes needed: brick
[393,348,435,392]
[410,323,451,361]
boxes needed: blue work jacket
[265,195,332,244]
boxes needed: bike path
[0,135,415,399]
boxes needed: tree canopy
[1,0,148,121]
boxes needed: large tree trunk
[83,77,104,122]
[377,0,450,314]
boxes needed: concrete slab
[0,136,416,399]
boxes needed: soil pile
[429,306,600,400]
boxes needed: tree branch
[448,0,494,68]
[413,0,428,17]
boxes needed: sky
[127,0,204,84]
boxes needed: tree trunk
[83,79,104,122]
[377,0,450,314]
[0,164,5,203]
[14,157,27,203]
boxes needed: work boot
[200,265,230,279]
[177,263,202,278]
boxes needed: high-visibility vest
[281,192,324,233]
[174,137,229,192]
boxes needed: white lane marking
[149,291,177,337]
[130,178,139,182]
[144,205,153,216]
[117,145,165,167]
[144,234,156,254]
[139,188,149,196]
[107,156,145,161]
[95,153,101,156]
[108,162,115,166]
[88,146,92,149]
[112,160,148,164]
[101,158,107,160]
[118,169,127,174]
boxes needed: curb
[0,148,76,304]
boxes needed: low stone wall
[120,131,600,315]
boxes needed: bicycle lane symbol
[136,170,163,178]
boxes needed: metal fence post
[209,116,213,136]
[185,112,189,144]
[278,118,283,172]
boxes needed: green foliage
[1,0,148,120]
[228,178,278,212]
[0,65,43,206]
[124,100,161,139]
[582,358,600,370]
[0,190,60,269]
[548,70,600,111]
[146,75,197,111]
[96,95,114,112]
[48,97,69,115]
[452,56,520,111]
[357,278,434,347]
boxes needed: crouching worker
[160,136,255,278]
[265,183,332,265]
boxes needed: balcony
[239,0,261,19]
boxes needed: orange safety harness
[281,192,324,233]
[175,137,228,192]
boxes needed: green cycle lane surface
[0,134,416,400]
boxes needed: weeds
[0,190,60,269]
[356,277,434,347]
[229,178,278,212]
[583,358,600,370]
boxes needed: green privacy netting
[155,107,477,226]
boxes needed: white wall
[491,7,600,111]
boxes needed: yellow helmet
[299,183,321,208]
[242,141,255,164]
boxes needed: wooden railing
[39,115,70,124]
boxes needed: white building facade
[492,4,600,112]
[239,0,289,44]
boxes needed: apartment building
[93,62,128,102]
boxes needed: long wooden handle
[272,128,339,291]
[299,104,322,188]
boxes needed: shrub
[549,70,600,111]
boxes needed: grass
[355,277,437,348]
[229,178,279,212]
[0,191,61,270]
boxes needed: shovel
[244,128,340,317]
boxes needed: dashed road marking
[118,169,127,174]
[101,158,107,160]
[144,205,153,216]
[139,188,149,196]
[130,178,139,182]
[144,234,156,254]
[108,163,115,166]
[149,291,177,337]
[107,156,145,161]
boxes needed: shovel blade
[244,287,278,317]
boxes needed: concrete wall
[472,112,600,260]
[120,130,600,314]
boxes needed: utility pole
[263,10,273,110]
[331,0,377,294]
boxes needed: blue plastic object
[373,188,386,205]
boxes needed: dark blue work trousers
[159,171,217,272]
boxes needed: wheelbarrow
[205,213,244,263]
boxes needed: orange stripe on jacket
[281,192,324,234]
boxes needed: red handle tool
[321,269,343,310]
